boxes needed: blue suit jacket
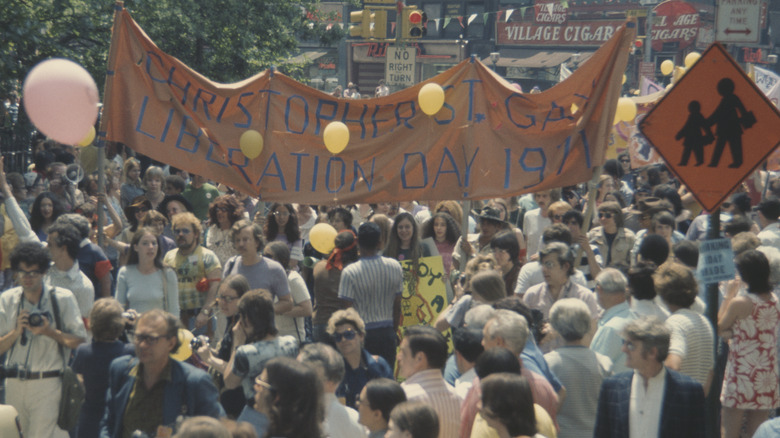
[593,368,705,438]
[99,355,225,437]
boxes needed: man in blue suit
[100,309,224,437]
[594,316,705,438]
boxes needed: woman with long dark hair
[421,212,460,276]
[195,274,252,418]
[264,203,303,268]
[29,191,65,241]
[490,230,523,295]
[384,212,431,262]
[238,356,324,438]
[480,373,540,438]
[115,227,179,315]
[312,230,359,342]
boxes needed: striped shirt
[338,255,403,329]
[666,308,715,387]
[402,369,463,438]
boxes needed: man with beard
[163,212,222,331]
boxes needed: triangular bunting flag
[505,9,514,22]
[483,12,489,24]
[443,17,451,28]
[467,14,477,25]
[433,18,440,31]
[457,16,464,28]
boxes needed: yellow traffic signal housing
[350,10,371,38]
[372,10,388,39]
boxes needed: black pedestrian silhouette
[705,78,754,168]
[675,100,713,166]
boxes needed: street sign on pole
[716,0,761,44]
[639,43,780,212]
[385,46,416,87]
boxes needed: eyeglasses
[552,214,563,221]
[622,339,637,351]
[333,330,358,342]
[217,294,239,303]
[273,211,290,217]
[173,228,192,235]
[215,207,228,212]
[16,269,43,278]
[620,159,630,163]
[722,202,732,209]
[598,213,613,219]
[134,333,169,345]
[542,261,558,269]
[254,377,276,393]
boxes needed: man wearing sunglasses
[0,242,86,437]
[101,309,224,437]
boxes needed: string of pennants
[321,2,568,32]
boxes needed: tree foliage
[0,0,345,97]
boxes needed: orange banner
[102,8,635,204]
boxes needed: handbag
[50,290,86,431]
[741,111,756,129]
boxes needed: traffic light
[401,6,427,39]
[372,10,388,39]
[350,9,371,39]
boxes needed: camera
[28,311,52,327]
[191,336,209,350]
[0,365,18,379]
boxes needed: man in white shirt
[590,268,634,374]
[298,343,365,437]
[523,189,556,261]
[594,316,705,438]
[756,198,780,247]
[398,325,462,438]
[45,222,94,320]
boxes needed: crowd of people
[1,137,780,438]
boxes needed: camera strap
[49,288,68,370]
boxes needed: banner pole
[574,165,603,269]
[96,1,124,248]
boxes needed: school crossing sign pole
[639,42,780,212]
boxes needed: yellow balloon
[78,126,96,147]
[323,122,349,154]
[616,97,637,123]
[684,52,701,68]
[170,329,194,361]
[418,83,445,115]
[310,223,338,254]
[240,130,263,159]
[660,60,674,76]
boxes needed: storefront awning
[483,50,594,68]
[286,50,328,65]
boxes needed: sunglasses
[173,228,192,235]
[552,214,563,221]
[333,330,358,342]
[598,213,613,219]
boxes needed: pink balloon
[23,59,99,145]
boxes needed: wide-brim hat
[478,206,506,224]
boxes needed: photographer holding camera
[0,241,87,437]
